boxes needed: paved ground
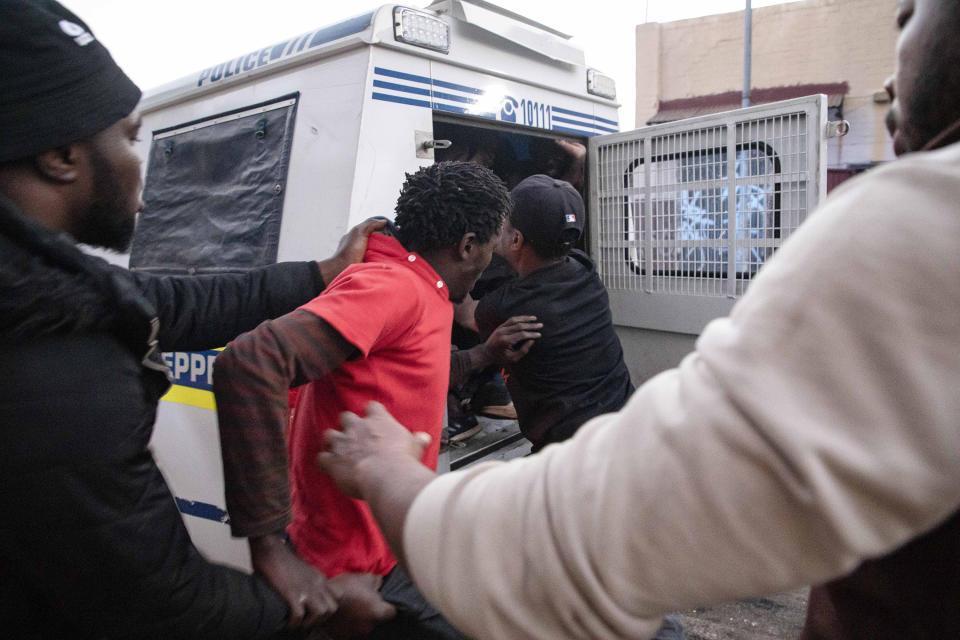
[677,590,809,640]
[441,415,530,471]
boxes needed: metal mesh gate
[589,96,826,333]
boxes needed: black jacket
[0,195,323,639]
[475,250,634,450]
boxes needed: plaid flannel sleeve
[213,309,357,538]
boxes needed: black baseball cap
[509,174,584,254]
[0,0,142,163]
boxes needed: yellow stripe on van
[162,384,217,411]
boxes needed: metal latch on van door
[416,130,451,159]
[825,120,850,138]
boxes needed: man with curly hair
[214,161,509,639]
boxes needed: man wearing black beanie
[0,1,388,637]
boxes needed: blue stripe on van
[431,90,477,104]
[371,92,495,119]
[308,13,374,49]
[431,77,484,94]
[552,115,618,133]
[375,68,485,98]
[371,68,610,131]
[552,105,619,127]
[374,66,431,85]
[551,105,598,119]
[373,79,431,96]
[372,93,432,108]
[433,102,469,115]
[175,497,230,524]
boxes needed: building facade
[635,0,898,183]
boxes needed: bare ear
[509,227,524,251]
[457,231,478,261]
[33,144,83,184]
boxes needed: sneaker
[446,412,482,443]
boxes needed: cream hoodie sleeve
[402,146,960,640]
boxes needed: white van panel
[347,49,437,228]
[151,400,252,570]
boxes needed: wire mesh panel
[589,96,826,333]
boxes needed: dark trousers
[364,565,466,640]
[363,567,684,640]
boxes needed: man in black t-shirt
[458,174,635,452]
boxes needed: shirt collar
[364,233,449,300]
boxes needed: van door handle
[416,130,452,158]
[422,139,452,150]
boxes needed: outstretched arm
[135,218,385,351]
[214,310,357,628]
[215,311,356,537]
[449,315,541,388]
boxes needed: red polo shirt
[288,234,452,577]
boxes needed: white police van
[127,0,831,570]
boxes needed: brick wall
[635,0,898,165]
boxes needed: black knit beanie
[0,0,142,162]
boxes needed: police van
[126,0,832,570]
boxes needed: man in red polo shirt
[214,161,510,638]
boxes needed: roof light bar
[587,69,617,100]
[394,7,450,53]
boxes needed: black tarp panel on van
[130,96,298,273]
